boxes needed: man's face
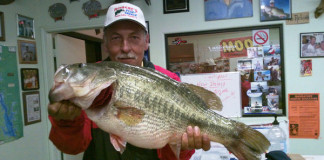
[321,42,324,49]
[104,21,149,67]
[270,2,274,7]
[310,37,316,45]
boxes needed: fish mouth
[87,84,114,114]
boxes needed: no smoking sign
[253,29,269,46]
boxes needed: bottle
[266,115,287,152]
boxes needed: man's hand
[181,126,211,151]
[48,101,81,120]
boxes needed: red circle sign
[254,30,268,45]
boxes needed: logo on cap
[114,6,138,19]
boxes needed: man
[302,36,317,57]
[255,71,264,82]
[204,0,253,20]
[269,67,278,81]
[22,46,33,61]
[261,0,287,20]
[267,45,276,55]
[316,40,324,56]
[48,2,211,160]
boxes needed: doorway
[43,28,105,160]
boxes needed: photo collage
[239,44,283,115]
[165,25,285,117]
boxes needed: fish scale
[49,61,270,160]
[114,66,236,145]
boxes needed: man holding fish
[48,2,211,160]
[261,0,288,20]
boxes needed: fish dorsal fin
[183,83,223,111]
[114,101,145,126]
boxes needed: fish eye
[62,67,70,76]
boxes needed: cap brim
[104,19,147,32]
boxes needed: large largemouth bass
[263,6,288,18]
[49,61,270,160]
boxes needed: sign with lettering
[286,12,309,25]
[220,36,253,58]
[181,72,242,117]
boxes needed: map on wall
[0,45,23,145]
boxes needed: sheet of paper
[288,93,320,139]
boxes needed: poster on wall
[0,46,24,145]
[165,24,285,117]
[22,91,41,125]
[300,59,312,76]
[204,0,253,21]
[288,93,320,139]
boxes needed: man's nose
[121,39,131,53]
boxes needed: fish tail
[225,123,270,160]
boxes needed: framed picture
[163,0,189,14]
[18,40,37,64]
[260,0,292,22]
[165,24,286,117]
[0,11,5,41]
[17,14,35,39]
[22,91,41,125]
[204,0,253,21]
[300,32,324,58]
[21,68,39,91]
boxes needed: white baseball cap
[104,2,147,32]
[270,0,275,3]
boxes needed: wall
[0,0,51,160]
[0,0,324,160]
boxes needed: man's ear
[145,33,150,50]
[103,43,108,53]
[102,34,109,53]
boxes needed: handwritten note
[181,72,242,117]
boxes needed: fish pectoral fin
[115,101,145,126]
[183,83,223,111]
[168,142,181,160]
[110,134,127,154]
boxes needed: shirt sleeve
[48,111,92,155]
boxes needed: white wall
[0,0,324,160]
[0,1,51,160]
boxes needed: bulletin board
[164,24,285,117]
